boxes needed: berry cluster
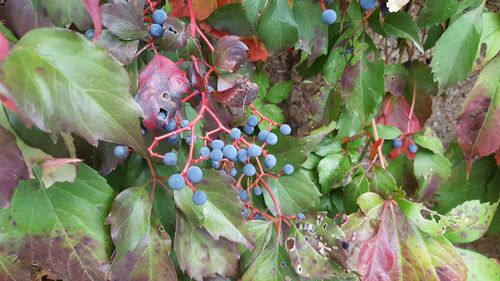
[320,0,378,26]
[149,9,168,38]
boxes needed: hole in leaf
[285,237,296,251]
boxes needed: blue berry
[168,174,185,190]
[380,2,389,15]
[392,138,402,148]
[199,146,211,158]
[296,213,305,220]
[360,0,376,11]
[264,154,277,169]
[247,115,259,127]
[211,160,221,169]
[180,119,189,128]
[241,209,249,218]
[192,190,207,205]
[239,190,248,201]
[280,124,291,136]
[157,111,167,122]
[340,240,349,249]
[253,213,262,220]
[210,149,223,161]
[283,164,294,175]
[253,187,263,196]
[187,166,203,184]
[152,9,168,25]
[211,139,225,150]
[162,152,177,166]
[230,128,241,140]
[164,119,176,132]
[149,23,164,37]
[167,135,179,144]
[230,168,237,177]
[84,29,95,39]
[322,9,337,25]
[248,144,262,157]
[258,130,270,142]
[265,133,278,145]
[223,145,238,160]
[237,149,249,162]
[243,125,254,135]
[243,163,256,177]
[113,145,129,159]
[408,143,418,154]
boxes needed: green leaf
[174,170,254,249]
[0,255,30,280]
[292,0,328,61]
[240,220,275,269]
[205,3,253,36]
[434,142,499,233]
[241,243,299,281]
[478,13,500,64]
[257,0,298,53]
[265,133,326,173]
[444,200,499,243]
[370,167,398,196]
[175,213,239,281]
[457,248,500,281]
[431,6,483,87]
[286,222,352,279]
[343,173,369,213]
[423,25,443,50]
[39,0,91,30]
[417,0,478,27]
[341,36,385,126]
[397,199,446,236]
[365,124,402,140]
[2,28,146,156]
[242,0,268,28]
[413,127,445,155]
[263,169,321,216]
[383,12,423,53]
[0,164,115,280]
[101,2,148,40]
[413,151,452,201]
[317,153,351,194]
[0,23,18,43]
[106,186,151,264]
[252,71,269,99]
[265,81,293,104]
[111,216,177,280]
[251,99,285,130]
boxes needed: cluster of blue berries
[391,137,418,154]
[149,9,168,38]
[320,0,377,26]
[160,114,294,206]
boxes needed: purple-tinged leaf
[377,95,422,134]
[175,213,239,281]
[0,164,115,281]
[212,76,257,108]
[82,0,102,39]
[241,243,298,281]
[158,17,190,52]
[0,125,28,208]
[213,36,250,73]
[0,255,31,281]
[342,193,467,281]
[107,186,177,280]
[4,0,54,38]
[136,54,189,131]
[3,28,146,156]
[100,2,148,40]
[456,56,500,172]
[97,31,139,65]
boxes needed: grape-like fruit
[192,190,207,205]
[239,190,248,201]
[84,29,95,39]
[283,164,294,175]
[243,125,254,135]
[360,0,376,11]
[180,119,189,128]
[162,152,177,166]
[243,163,256,176]
[211,139,225,150]
[237,149,249,162]
[296,213,305,220]
[258,130,270,142]
[187,166,203,184]
[168,174,185,190]
[253,187,263,196]
[152,9,168,25]
[392,138,402,148]
[164,119,176,132]
[408,143,418,154]
[210,149,223,161]
[149,23,164,37]
[211,160,221,169]
[265,133,278,145]
[280,124,291,135]
[264,154,277,169]
[230,128,241,140]
[199,146,211,158]
[223,145,238,160]
[230,168,237,177]
[248,144,262,157]
[113,145,129,160]
[247,115,259,127]
[321,9,337,25]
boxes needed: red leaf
[456,57,500,171]
[81,0,102,39]
[0,126,29,208]
[212,76,257,107]
[377,96,421,134]
[242,36,269,62]
[213,36,249,73]
[136,55,189,131]
[369,139,383,161]
[169,0,218,21]
[0,33,9,60]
